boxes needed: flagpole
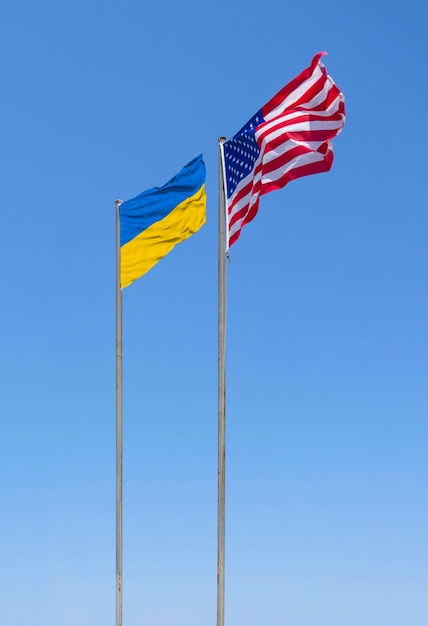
[115,198,123,626]
[217,137,227,626]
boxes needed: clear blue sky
[1,1,427,625]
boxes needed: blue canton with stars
[223,109,264,199]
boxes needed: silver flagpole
[217,137,227,626]
[115,199,123,626]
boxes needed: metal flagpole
[217,137,227,626]
[115,199,123,626]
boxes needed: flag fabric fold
[119,154,206,288]
[222,52,345,247]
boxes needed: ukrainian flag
[119,155,206,288]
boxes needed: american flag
[222,52,345,248]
